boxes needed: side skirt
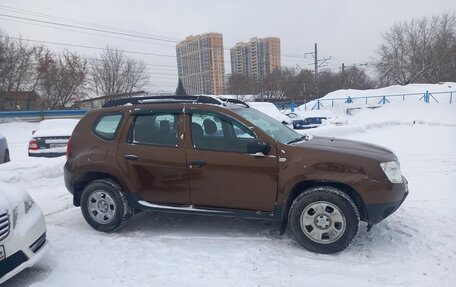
[127,192,281,221]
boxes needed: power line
[0,12,180,44]
[0,16,178,49]
[0,8,307,59]
[0,36,233,67]
[0,5,181,42]
[0,35,176,58]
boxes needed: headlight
[24,197,35,213]
[12,195,35,228]
[380,161,403,183]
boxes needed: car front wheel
[81,178,132,232]
[288,186,360,254]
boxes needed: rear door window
[131,113,178,147]
[93,113,123,141]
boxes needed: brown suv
[64,96,408,254]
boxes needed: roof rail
[102,95,224,108]
[216,97,250,108]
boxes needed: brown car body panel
[64,101,408,228]
[115,107,191,205]
[183,106,278,211]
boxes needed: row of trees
[0,31,149,109]
[228,12,455,102]
[227,65,374,102]
[375,12,456,85]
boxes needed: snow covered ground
[0,101,455,286]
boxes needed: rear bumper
[365,179,409,224]
[63,163,74,195]
[28,151,65,158]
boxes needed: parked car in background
[287,113,327,130]
[28,119,79,157]
[0,182,50,284]
[0,134,10,164]
[248,102,292,125]
[64,96,408,254]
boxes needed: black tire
[288,186,360,254]
[4,149,9,163]
[80,178,133,232]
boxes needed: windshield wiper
[287,135,306,144]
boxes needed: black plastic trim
[126,192,281,221]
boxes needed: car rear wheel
[81,178,133,232]
[288,186,360,254]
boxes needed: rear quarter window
[93,113,123,141]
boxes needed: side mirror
[247,139,271,155]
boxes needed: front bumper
[365,177,409,224]
[0,206,50,284]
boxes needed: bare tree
[89,48,149,99]
[263,68,285,101]
[227,73,259,98]
[375,12,456,85]
[0,32,38,92]
[36,49,87,109]
[342,66,375,90]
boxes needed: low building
[0,91,41,111]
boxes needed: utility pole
[340,63,345,89]
[304,43,331,98]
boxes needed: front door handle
[189,160,207,168]
[124,154,139,161]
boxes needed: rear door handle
[189,160,207,168]
[124,154,139,161]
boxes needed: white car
[28,119,79,157]
[0,182,50,284]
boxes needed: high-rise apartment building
[176,33,225,95]
[230,37,281,82]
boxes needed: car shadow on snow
[117,209,415,255]
[118,211,285,241]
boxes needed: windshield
[234,107,302,144]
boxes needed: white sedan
[0,182,50,284]
[28,119,79,157]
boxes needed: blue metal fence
[0,109,88,122]
[0,90,454,121]
[275,90,455,111]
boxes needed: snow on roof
[34,119,80,137]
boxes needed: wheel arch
[73,171,127,207]
[278,179,367,234]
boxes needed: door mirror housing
[247,139,271,155]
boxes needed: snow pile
[296,103,456,138]
[248,101,291,123]
[299,82,456,110]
